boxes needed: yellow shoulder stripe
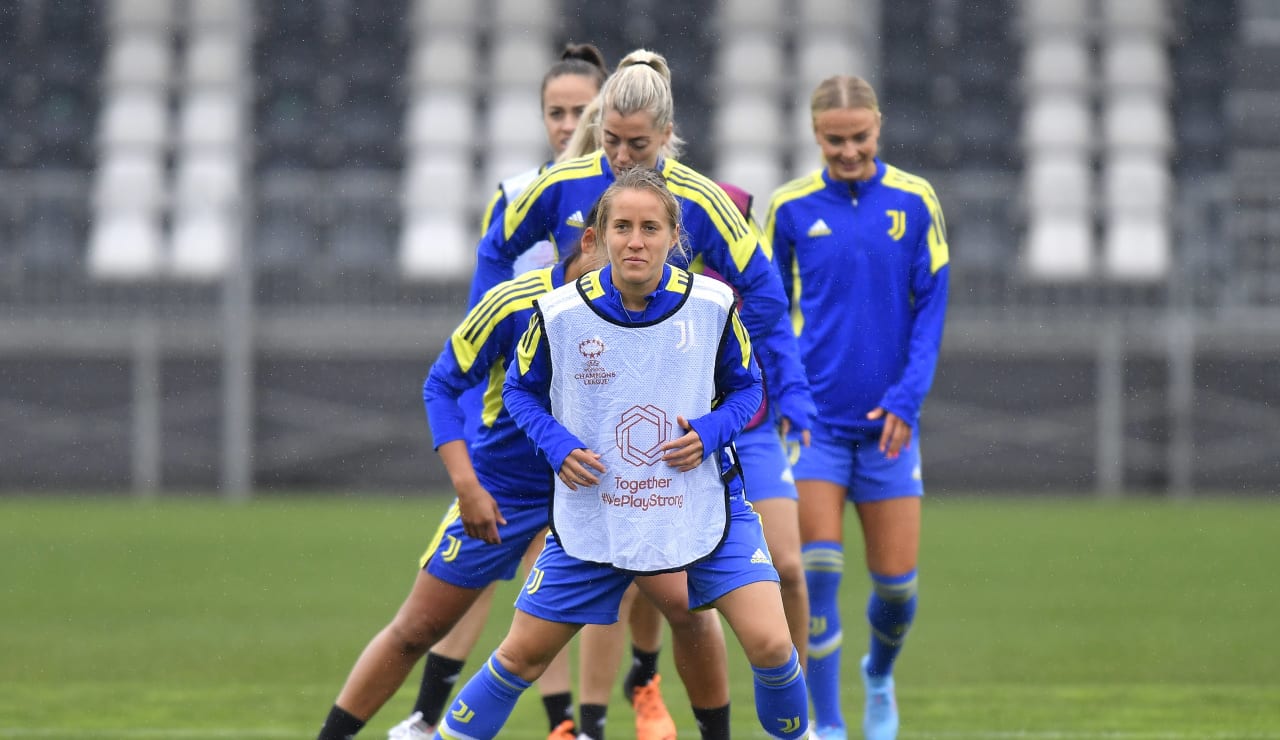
[516,313,545,377]
[663,160,764,267]
[881,165,949,274]
[764,171,824,246]
[504,152,604,240]
[451,270,552,372]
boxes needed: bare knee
[745,631,796,669]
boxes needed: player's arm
[754,310,816,438]
[467,176,559,308]
[878,198,950,430]
[690,215,787,344]
[684,307,763,458]
[502,312,590,472]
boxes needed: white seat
[105,30,172,88]
[1102,35,1170,92]
[188,0,250,30]
[99,88,169,150]
[410,0,480,30]
[1023,92,1092,153]
[718,32,787,91]
[1103,91,1172,152]
[481,149,542,209]
[1020,0,1090,33]
[491,0,556,32]
[408,32,479,89]
[94,151,166,209]
[795,32,868,90]
[1101,0,1170,35]
[486,88,545,149]
[715,93,784,149]
[1025,152,1092,214]
[175,150,242,207]
[109,0,174,30]
[490,33,554,87]
[184,32,246,87]
[1025,214,1094,279]
[88,210,164,279]
[713,152,783,215]
[1104,215,1170,280]
[1023,34,1091,93]
[170,208,235,280]
[178,89,243,149]
[721,0,787,31]
[403,151,475,212]
[406,90,476,149]
[799,0,859,29]
[400,210,474,280]
[1102,153,1171,214]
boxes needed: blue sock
[752,647,809,739]
[865,569,918,678]
[436,652,531,739]
[803,541,844,729]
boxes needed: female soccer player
[395,43,612,740]
[764,75,951,740]
[433,167,810,740]
[314,205,609,740]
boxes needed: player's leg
[850,435,924,740]
[634,571,728,740]
[575,589,632,740]
[793,430,855,737]
[692,498,808,740]
[318,570,486,739]
[397,582,499,737]
[753,496,809,666]
[621,587,664,700]
[519,531,578,738]
[437,537,631,739]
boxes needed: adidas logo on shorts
[750,548,771,565]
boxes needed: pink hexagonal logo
[615,404,671,466]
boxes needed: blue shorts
[736,424,798,503]
[790,427,924,503]
[514,495,780,624]
[419,498,550,589]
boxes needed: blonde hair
[558,49,685,163]
[810,75,880,124]
[591,167,688,262]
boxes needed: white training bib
[538,272,737,572]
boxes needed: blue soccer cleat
[810,723,847,740]
[860,654,898,740]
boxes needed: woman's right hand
[559,448,606,490]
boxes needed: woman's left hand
[659,416,704,472]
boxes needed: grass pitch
[1,494,1277,738]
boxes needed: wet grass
[1,495,1277,738]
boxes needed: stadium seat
[798,0,863,29]
[188,0,250,30]
[717,32,787,92]
[1020,0,1090,33]
[486,88,545,149]
[93,150,166,210]
[715,93,784,150]
[104,29,172,88]
[1026,153,1092,215]
[713,152,783,213]
[171,207,236,280]
[491,0,556,32]
[1103,215,1170,280]
[406,90,476,150]
[402,151,474,213]
[795,31,869,90]
[178,89,243,149]
[409,0,480,31]
[408,31,479,89]
[1102,153,1172,215]
[175,151,242,207]
[1100,0,1171,35]
[1023,92,1092,153]
[719,0,787,31]
[1102,35,1171,92]
[109,0,175,31]
[490,33,555,87]
[1023,34,1091,93]
[184,32,246,88]
[1102,91,1173,153]
[400,210,473,280]
[99,88,169,150]
[88,210,164,279]
[1025,214,1094,279]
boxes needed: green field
[2,495,1278,739]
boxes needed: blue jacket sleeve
[685,214,787,344]
[686,308,764,457]
[754,310,815,431]
[467,180,560,308]
[878,220,949,427]
[422,307,516,450]
[502,312,588,471]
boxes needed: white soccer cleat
[387,710,435,740]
